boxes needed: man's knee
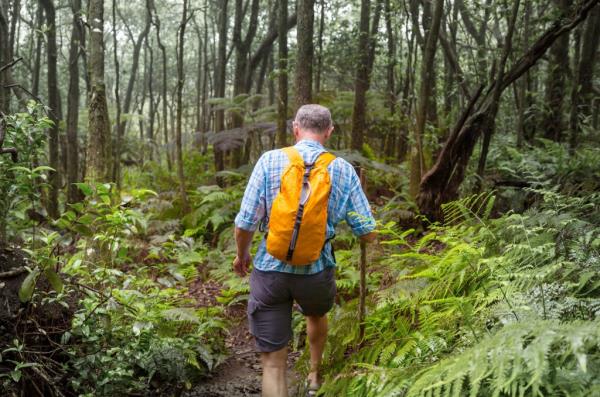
[261,347,288,369]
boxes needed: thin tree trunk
[111,0,122,186]
[114,4,151,182]
[86,0,112,182]
[277,0,289,147]
[569,5,600,149]
[66,0,83,203]
[350,0,371,151]
[39,0,60,218]
[409,0,443,199]
[542,0,573,142]
[148,0,171,170]
[315,0,325,94]
[176,0,190,212]
[295,0,314,109]
[0,0,10,114]
[31,4,43,97]
[476,0,521,182]
[214,0,228,173]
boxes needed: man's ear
[325,126,334,140]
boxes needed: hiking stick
[358,167,367,345]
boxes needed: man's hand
[233,252,252,277]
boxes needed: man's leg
[261,346,288,397]
[306,314,328,387]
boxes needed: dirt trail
[184,279,301,397]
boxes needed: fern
[407,319,600,397]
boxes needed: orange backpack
[266,146,336,265]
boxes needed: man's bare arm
[233,227,255,276]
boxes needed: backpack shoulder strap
[282,146,303,166]
[315,151,336,168]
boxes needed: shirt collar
[295,139,325,150]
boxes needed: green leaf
[75,183,93,196]
[18,268,40,303]
[44,268,63,293]
[32,165,55,173]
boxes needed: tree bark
[294,0,314,109]
[85,0,112,183]
[66,0,84,203]
[408,0,443,199]
[176,0,190,212]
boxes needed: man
[233,104,376,397]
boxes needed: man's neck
[296,136,326,146]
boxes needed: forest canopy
[0,0,599,396]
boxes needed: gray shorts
[247,267,336,352]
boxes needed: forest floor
[184,277,302,397]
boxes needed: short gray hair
[294,104,333,134]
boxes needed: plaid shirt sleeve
[344,167,376,236]
[234,154,267,232]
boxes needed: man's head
[293,104,334,143]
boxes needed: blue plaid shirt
[234,139,375,274]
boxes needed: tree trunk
[315,0,325,94]
[232,0,260,166]
[86,0,112,183]
[111,0,122,187]
[66,0,83,203]
[350,0,371,151]
[214,0,228,173]
[149,0,171,171]
[114,4,151,182]
[417,0,598,220]
[542,0,573,142]
[39,0,60,218]
[408,0,443,199]
[176,0,190,212]
[475,0,521,182]
[383,0,396,158]
[569,5,600,149]
[31,4,43,97]
[0,0,11,114]
[295,0,314,109]
[277,0,289,147]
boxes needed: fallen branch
[0,266,27,278]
